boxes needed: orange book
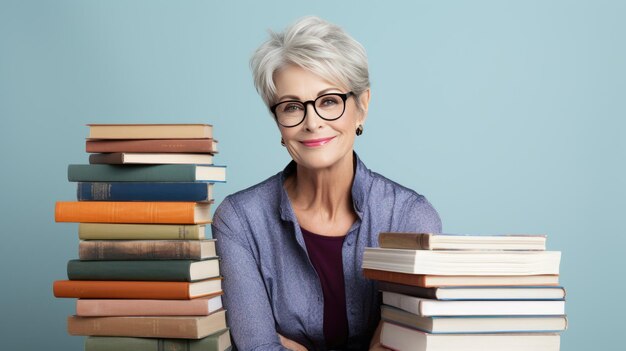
[363,269,559,287]
[53,278,222,299]
[55,201,211,224]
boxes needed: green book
[68,164,226,182]
[67,258,220,282]
[84,329,232,351]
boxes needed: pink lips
[300,136,335,147]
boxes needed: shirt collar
[278,152,368,222]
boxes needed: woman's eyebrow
[277,88,342,102]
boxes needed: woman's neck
[284,152,356,233]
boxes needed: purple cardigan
[212,153,442,350]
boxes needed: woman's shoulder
[366,168,427,202]
[361,168,442,233]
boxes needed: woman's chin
[292,150,352,171]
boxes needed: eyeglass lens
[275,94,346,127]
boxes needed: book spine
[79,240,203,260]
[53,280,191,299]
[67,259,195,281]
[85,333,228,351]
[88,124,212,140]
[86,139,218,153]
[378,281,439,299]
[55,201,206,224]
[78,223,207,240]
[363,269,429,287]
[378,233,431,250]
[77,182,211,202]
[84,336,161,351]
[76,298,213,316]
[68,164,198,182]
[68,315,201,339]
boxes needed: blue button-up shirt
[212,154,442,350]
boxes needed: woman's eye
[321,98,339,106]
[283,104,303,112]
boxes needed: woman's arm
[213,197,290,351]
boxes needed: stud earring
[356,125,364,136]
[281,138,285,146]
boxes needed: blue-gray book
[77,182,213,202]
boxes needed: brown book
[53,278,222,299]
[68,310,227,339]
[86,138,219,153]
[76,293,223,316]
[88,153,214,165]
[87,124,213,140]
[363,269,559,287]
[79,239,217,260]
[378,233,547,251]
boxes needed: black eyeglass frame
[270,91,355,128]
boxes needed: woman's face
[273,64,369,171]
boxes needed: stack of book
[53,124,231,351]
[363,233,567,351]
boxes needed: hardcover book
[87,124,213,140]
[66,258,220,282]
[68,310,227,339]
[86,138,219,154]
[378,233,547,251]
[84,329,231,351]
[79,239,216,260]
[378,281,566,300]
[363,269,559,287]
[68,164,226,182]
[76,294,223,316]
[78,223,209,240]
[89,153,214,165]
[380,322,560,351]
[55,201,211,224]
[381,305,568,334]
[382,291,565,316]
[53,278,222,299]
[363,248,561,275]
[77,182,214,202]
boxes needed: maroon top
[301,227,349,349]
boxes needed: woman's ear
[357,88,371,125]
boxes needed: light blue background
[1,0,624,349]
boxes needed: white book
[383,291,565,316]
[363,248,561,275]
[381,305,568,333]
[89,152,214,165]
[381,322,560,351]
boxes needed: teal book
[84,329,231,351]
[68,164,226,182]
[67,258,219,282]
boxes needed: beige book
[78,223,208,240]
[76,294,223,316]
[68,310,226,339]
[78,239,216,260]
[87,124,213,139]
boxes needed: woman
[213,16,441,350]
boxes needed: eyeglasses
[270,92,355,128]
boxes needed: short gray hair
[250,16,370,111]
